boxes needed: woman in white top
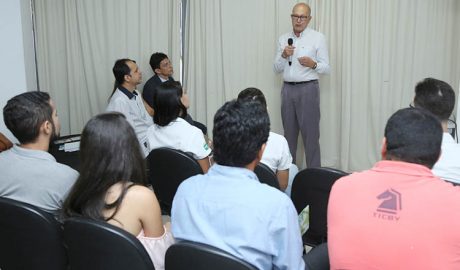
[63,113,174,270]
[146,81,211,173]
[238,87,298,194]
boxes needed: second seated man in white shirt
[412,78,460,184]
[237,87,299,195]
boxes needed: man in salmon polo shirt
[328,107,460,269]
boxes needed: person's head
[3,91,60,145]
[152,80,187,126]
[237,87,267,108]
[413,78,455,122]
[149,52,173,78]
[291,3,312,35]
[112,58,142,93]
[63,112,147,220]
[382,108,442,169]
[213,99,270,167]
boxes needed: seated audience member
[63,113,174,270]
[237,87,298,194]
[142,52,207,135]
[107,58,152,157]
[0,132,13,152]
[146,81,211,173]
[0,92,78,214]
[172,100,308,270]
[328,108,460,269]
[413,78,460,184]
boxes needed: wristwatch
[312,62,318,70]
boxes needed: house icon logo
[376,188,402,215]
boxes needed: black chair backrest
[165,240,257,270]
[0,197,67,270]
[291,167,348,246]
[63,217,154,270]
[254,162,280,189]
[147,147,203,213]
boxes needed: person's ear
[124,74,131,83]
[381,137,387,160]
[257,143,266,161]
[154,68,161,75]
[41,120,53,136]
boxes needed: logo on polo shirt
[203,143,209,151]
[373,188,402,221]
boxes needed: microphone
[288,38,293,66]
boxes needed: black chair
[254,162,280,189]
[291,167,348,247]
[63,217,155,270]
[0,197,67,270]
[165,240,257,270]
[147,147,203,214]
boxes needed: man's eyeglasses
[291,15,310,21]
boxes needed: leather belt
[284,80,317,85]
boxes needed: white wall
[0,0,36,142]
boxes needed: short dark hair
[213,99,270,167]
[111,58,135,95]
[63,112,147,220]
[237,87,267,108]
[384,107,442,169]
[3,91,53,144]
[414,78,455,121]
[149,52,168,74]
[152,81,187,126]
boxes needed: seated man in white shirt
[172,99,324,270]
[237,87,298,195]
[0,91,78,215]
[413,78,460,184]
[107,58,152,157]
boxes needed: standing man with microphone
[274,3,330,168]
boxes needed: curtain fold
[34,0,181,135]
[35,0,460,172]
[185,0,460,172]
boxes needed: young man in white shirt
[413,77,460,184]
[237,87,298,195]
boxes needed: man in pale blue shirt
[172,100,309,269]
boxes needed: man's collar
[157,74,173,83]
[118,86,138,99]
[292,28,308,38]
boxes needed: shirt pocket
[297,44,316,59]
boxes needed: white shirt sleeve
[274,35,288,73]
[277,137,293,171]
[315,32,330,75]
[186,127,211,160]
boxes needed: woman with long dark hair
[63,112,173,270]
[146,81,211,172]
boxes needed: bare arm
[133,186,165,237]
[143,99,154,117]
[276,169,289,191]
[197,157,210,173]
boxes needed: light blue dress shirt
[171,164,305,270]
